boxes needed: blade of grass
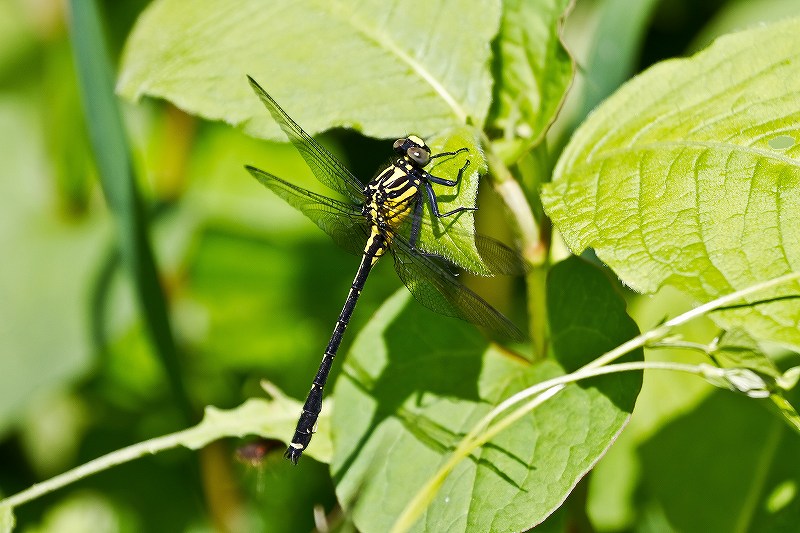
[67,0,193,422]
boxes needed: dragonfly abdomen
[285,235,386,464]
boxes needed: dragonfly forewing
[248,76,365,205]
[246,165,369,256]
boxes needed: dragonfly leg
[423,161,478,218]
[428,146,469,161]
[426,157,470,187]
[408,184,468,255]
[407,193,449,263]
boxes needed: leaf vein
[325,0,468,122]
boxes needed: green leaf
[417,127,490,275]
[542,19,800,347]
[705,329,800,432]
[711,328,782,378]
[184,386,332,463]
[331,260,641,532]
[489,0,574,155]
[547,255,643,393]
[118,0,501,140]
[639,390,800,531]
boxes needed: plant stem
[482,138,542,265]
[648,340,712,354]
[480,133,549,358]
[1,427,195,509]
[583,271,800,372]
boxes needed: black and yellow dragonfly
[245,76,525,464]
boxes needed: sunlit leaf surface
[542,18,800,347]
[118,0,501,139]
[489,0,573,149]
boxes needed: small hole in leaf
[768,135,795,150]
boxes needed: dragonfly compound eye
[408,147,430,166]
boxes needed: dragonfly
[245,76,525,464]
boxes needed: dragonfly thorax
[364,160,422,237]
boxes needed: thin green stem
[480,132,548,358]
[648,340,712,354]
[480,132,541,265]
[1,427,196,509]
[583,271,800,373]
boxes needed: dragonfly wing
[391,236,524,341]
[246,165,368,256]
[248,76,365,205]
[474,234,530,276]
[398,216,529,276]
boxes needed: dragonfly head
[393,136,431,167]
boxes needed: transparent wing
[246,165,369,256]
[474,234,530,276]
[391,234,525,341]
[248,76,365,205]
[398,215,530,276]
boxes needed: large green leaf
[489,0,574,154]
[331,257,640,532]
[547,256,643,398]
[118,0,501,140]
[542,18,800,347]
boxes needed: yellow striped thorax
[362,136,432,254]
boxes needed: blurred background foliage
[1,0,799,531]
